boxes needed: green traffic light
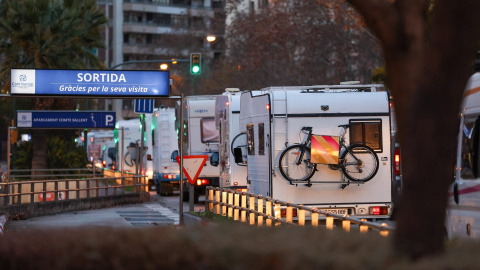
[192,66,200,74]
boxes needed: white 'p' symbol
[106,115,114,126]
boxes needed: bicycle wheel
[278,145,316,182]
[340,144,379,181]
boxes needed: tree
[0,0,107,172]
[347,0,480,258]
[202,0,383,91]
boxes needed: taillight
[394,147,401,175]
[369,206,388,215]
[102,160,106,168]
[196,179,209,186]
[280,208,298,218]
[168,174,173,179]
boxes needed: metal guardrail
[0,169,148,206]
[206,187,394,236]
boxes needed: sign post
[176,155,208,212]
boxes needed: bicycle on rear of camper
[278,124,379,183]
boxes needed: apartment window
[349,119,382,151]
[247,124,255,155]
[258,123,265,155]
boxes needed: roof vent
[225,88,240,92]
[340,81,360,85]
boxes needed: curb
[183,212,214,226]
[0,215,6,235]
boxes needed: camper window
[349,120,382,151]
[259,123,265,155]
[247,124,255,155]
[460,115,480,179]
[200,118,219,143]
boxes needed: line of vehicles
[76,69,480,238]
[83,82,400,221]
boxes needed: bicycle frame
[296,127,313,166]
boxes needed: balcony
[123,0,216,17]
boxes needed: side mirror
[233,147,243,164]
[210,152,219,167]
[107,149,115,160]
[171,150,179,162]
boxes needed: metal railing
[0,169,148,206]
[206,187,394,236]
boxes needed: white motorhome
[447,72,480,238]
[146,107,181,195]
[215,89,248,191]
[238,85,393,219]
[177,95,220,202]
[114,118,145,174]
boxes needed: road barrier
[206,187,394,236]
[0,169,147,206]
[0,215,5,235]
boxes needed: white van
[146,108,180,195]
[215,89,248,191]
[447,72,480,238]
[114,118,144,174]
[238,85,393,219]
[177,95,220,202]
[101,141,116,170]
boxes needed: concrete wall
[0,192,150,219]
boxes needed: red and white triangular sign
[176,155,208,185]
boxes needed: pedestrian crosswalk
[144,203,180,225]
[114,203,180,227]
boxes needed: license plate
[322,208,348,215]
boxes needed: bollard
[241,194,247,222]
[215,190,221,214]
[234,193,240,221]
[228,192,234,218]
[222,191,227,216]
[208,189,214,212]
[380,223,389,237]
[326,216,334,230]
[257,197,264,226]
[298,207,305,226]
[266,200,272,227]
[311,211,319,227]
[342,220,351,232]
[249,196,256,225]
[286,205,293,223]
[360,218,369,233]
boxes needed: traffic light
[190,53,201,75]
[10,129,18,144]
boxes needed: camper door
[240,92,271,196]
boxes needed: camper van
[178,95,220,202]
[215,89,248,191]
[238,85,393,219]
[114,118,145,174]
[447,72,480,238]
[146,108,181,195]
